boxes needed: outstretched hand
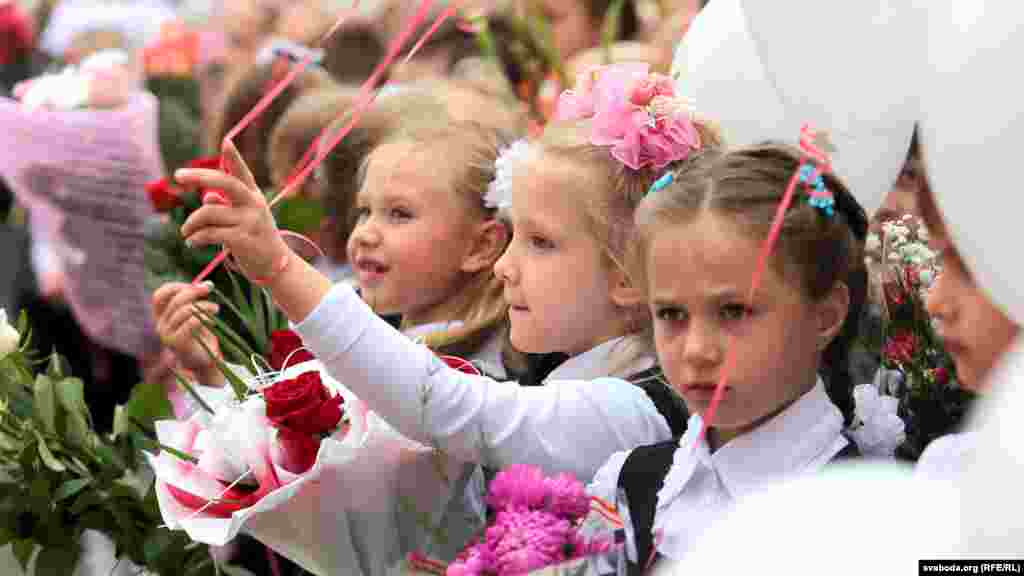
[178,141,294,284]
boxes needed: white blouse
[587,381,848,570]
[293,282,673,481]
[914,431,977,483]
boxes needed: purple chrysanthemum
[486,464,550,511]
[544,473,590,520]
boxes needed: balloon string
[219,0,361,158]
[191,0,440,285]
[699,163,804,443]
[401,2,459,66]
[273,0,438,204]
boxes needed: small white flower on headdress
[648,94,695,121]
[485,139,534,210]
[848,383,906,458]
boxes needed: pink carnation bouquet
[441,465,619,576]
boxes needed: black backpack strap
[617,439,678,576]
[628,367,690,437]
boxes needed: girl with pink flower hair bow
[555,62,705,171]
[174,61,719,572]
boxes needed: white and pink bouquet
[146,357,372,570]
[439,465,618,576]
[13,48,139,111]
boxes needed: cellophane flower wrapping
[150,360,469,575]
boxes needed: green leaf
[114,381,174,439]
[143,529,174,564]
[69,490,102,515]
[226,271,261,340]
[32,376,56,434]
[29,476,49,513]
[16,309,28,338]
[93,442,127,473]
[54,378,92,447]
[273,196,325,234]
[45,352,66,381]
[33,432,65,473]
[54,478,91,502]
[190,304,257,369]
[192,334,248,402]
[249,282,266,355]
[33,547,77,576]
[12,538,35,572]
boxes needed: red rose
[264,371,344,435]
[186,156,231,204]
[0,5,33,68]
[883,332,916,366]
[268,329,316,370]
[146,179,182,212]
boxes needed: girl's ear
[609,267,644,309]
[817,281,851,351]
[461,219,510,273]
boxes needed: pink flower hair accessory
[555,62,702,171]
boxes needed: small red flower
[267,329,316,370]
[932,366,950,386]
[883,332,916,366]
[146,179,182,212]
[0,4,34,68]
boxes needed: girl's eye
[354,206,369,222]
[529,235,554,251]
[720,303,751,322]
[389,207,413,221]
[655,307,687,323]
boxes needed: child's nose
[493,244,517,284]
[682,320,722,367]
[351,220,382,247]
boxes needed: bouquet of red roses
[147,352,371,562]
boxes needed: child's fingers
[174,168,261,208]
[152,282,191,317]
[167,301,219,336]
[176,317,207,347]
[162,285,214,325]
[222,140,260,194]
[182,226,234,250]
[180,204,241,242]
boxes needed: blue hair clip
[648,171,674,196]
[797,126,836,219]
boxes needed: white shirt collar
[658,380,846,508]
[545,336,656,382]
[403,321,465,341]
